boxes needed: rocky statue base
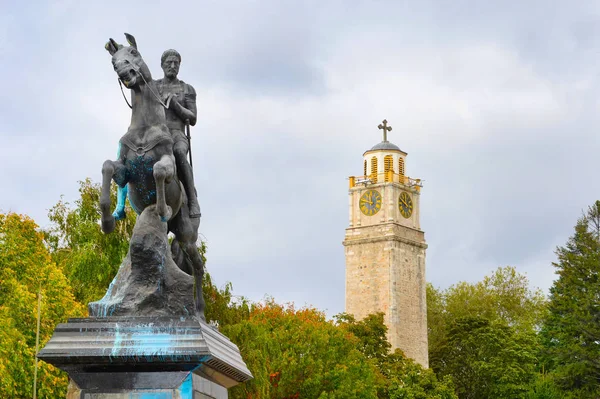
[89,205,197,318]
[37,317,252,399]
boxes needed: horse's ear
[105,39,117,55]
[105,38,123,55]
[124,33,137,49]
[110,38,122,51]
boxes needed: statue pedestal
[38,317,252,399]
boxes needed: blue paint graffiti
[113,183,129,220]
[111,323,123,358]
[125,372,193,398]
[177,373,193,399]
[114,142,128,219]
[108,323,200,363]
[124,155,157,211]
[93,275,118,317]
[132,393,170,399]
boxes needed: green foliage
[435,317,537,399]
[429,267,545,398]
[428,266,546,363]
[224,301,380,399]
[0,212,85,398]
[44,178,136,304]
[337,313,457,399]
[336,312,390,367]
[524,374,562,399]
[386,353,456,399]
[429,266,546,336]
[426,283,446,370]
[540,201,600,398]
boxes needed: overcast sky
[2,0,600,316]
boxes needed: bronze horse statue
[99,33,205,320]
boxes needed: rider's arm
[170,84,197,126]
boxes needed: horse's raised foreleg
[153,154,175,222]
[100,160,116,233]
[100,159,127,233]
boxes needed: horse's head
[105,33,151,89]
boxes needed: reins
[117,64,172,110]
[118,78,132,109]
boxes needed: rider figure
[113,48,201,220]
[156,49,201,218]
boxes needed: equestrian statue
[95,33,205,320]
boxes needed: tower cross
[378,119,392,142]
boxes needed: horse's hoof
[112,208,126,221]
[102,216,116,233]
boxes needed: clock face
[398,192,413,218]
[359,190,382,216]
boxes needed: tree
[428,267,545,368]
[433,266,545,333]
[386,352,456,399]
[337,312,457,399]
[224,301,380,399]
[0,212,85,398]
[336,312,391,367]
[428,267,545,398]
[44,178,136,304]
[426,283,446,371]
[435,317,537,399]
[524,374,562,399]
[540,201,600,398]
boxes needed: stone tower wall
[344,222,428,367]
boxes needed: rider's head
[161,49,181,79]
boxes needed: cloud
[3,1,600,317]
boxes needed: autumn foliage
[0,213,85,398]
[5,180,600,399]
[224,301,380,399]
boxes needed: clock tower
[343,120,428,367]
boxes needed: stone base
[38,317,251,399]
[88,205,197,319]
[66,371,227,399]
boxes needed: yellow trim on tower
[384,155,393,182]
[370,156,378,183]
